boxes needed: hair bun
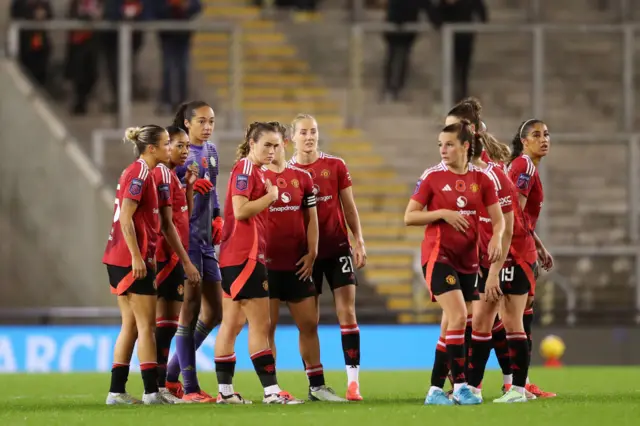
[125,127,141,143]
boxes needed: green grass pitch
[1,367,639,426]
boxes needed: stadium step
[194,7,420,317]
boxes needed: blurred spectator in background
[102,0,151,112]
[10,0,53,88]
[437,0,487,102]
[153,0,202,115]
[64,0,102,115]
[382,0,440,102]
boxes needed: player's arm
[159,207,190,266]
[302,175,319,257]
[404,177,447,226]
[340,186,364,246]
[232,194,275,220]
[119,198,142,260]
[186,183,195,216]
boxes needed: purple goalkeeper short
[188,244,221,283]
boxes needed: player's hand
[211,217,224,245]
[184,260,201,284]
[354,241,367,269]
[193,178,213,195]
[132,255,147,280]
[441,210,470,233]
[296,252,316,281]
[484,273,503,303]
[537,245,554,271]
[265,179,279,203]
[487,235,502,263]
[185,163,199,187]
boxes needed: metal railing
[6,20,244,130]
[91,128,245,172]
[347,0,633,23]
[347,22,636,133]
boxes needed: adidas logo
[442,184,452,191]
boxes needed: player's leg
[327,255,362,400]
[214,296,248,404]
[493,262,535,403]
[426,263,480,406]
[106,293,140,405]
[467,271,499,400]
[281,270,345,402]
[522,264,555,398]
[237,262,302,405]
[128,270,168,405]
[155,259,183,403]
[267,270,283,360]
[198,248,223,350]
[491,314,513,392]
[166,247,202,391]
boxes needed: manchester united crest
[470,183,479,193]
[177,284,184,296]
[321,169,330,178]
[291,178,300,188]
[446,275,457,285]
[263,280,269,291]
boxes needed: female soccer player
[404,120,504,406]
[154,126,215,403]
[443,99,513,392]
[214,122,302,405]
[265,122,346,402]
[103,125,171,405]
[288,114,366,401]
[507,119,556,398]
[163,101,222,400]
[461,132,537,403]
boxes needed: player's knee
[297,316,318,337]
[120,321,138,342]
[336,304,357,326]
[201,309,222,329]
[471,308,494,333]
[447,310,468,331]
[500,314,523,333]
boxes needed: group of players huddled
[102,97,554,406]
[103,102,364,405]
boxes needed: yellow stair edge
[375,283,413,295]
[194,32,285,43]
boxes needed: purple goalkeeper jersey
[176,141,220,247]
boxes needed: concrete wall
[0,59,115,308]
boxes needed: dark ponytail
[448,97,482,129]
[172,100,211,133]
[510,119,542,164]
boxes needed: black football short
[268,269,316,302]
[422,262,479,302]
[221,260,269,300]
[312,255,358,295]
[106,264,156,296]
[156,260,185,302]
[477,262,535,296]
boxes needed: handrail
[6,20,244,131]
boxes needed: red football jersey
[154,163,189,263]
[288,152,352,259]
[411,161,499,274]
[264,165,316,271]
[508,154,544,232]
[103,159,159,267]
[219,158,269,267]
[477,164,536,268]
